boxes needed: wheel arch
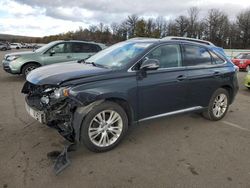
[20,61,41,73]
[104,97,135,126]
[221,85,233,104]
[72,96,135,143]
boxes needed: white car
[10,43,22,49]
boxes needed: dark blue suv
[22,38,238,152]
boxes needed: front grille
[3,65,11,73]
[25,95,43,110]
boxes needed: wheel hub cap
[88,110,123,147]
[212,93,228,118]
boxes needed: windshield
[34,41,59,53]
[86,41,153,69]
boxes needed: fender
[72,100,104,142]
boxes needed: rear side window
[211,52,225,64]
[145,44,182,68]
[183,45,212,66]
[71,43,101,53]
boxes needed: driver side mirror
[49,50,55,56]
[140,59,160,71]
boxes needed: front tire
[22,63,39,77]
[80,101,128,152]
[202,88,229,121]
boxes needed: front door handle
[213,71,221,77]
[176,75,187,81]
[67,55,72,58]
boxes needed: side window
[246,54,250,59]
[145,44,182,68]
[51,43,65,53]
[71,43,101,53]
[210,52,225,64]
[88,44,101,52]
[183,45,212,66]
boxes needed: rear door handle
[176,75,187,81]
[67,55,72,58]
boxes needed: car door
[70,42,101,61]
[182,44,227,108]
[137,44,188,120]
[41,42,73,65]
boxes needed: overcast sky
[0,0,250,37]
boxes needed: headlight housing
[51,87,70,99]
[6,55,20,61]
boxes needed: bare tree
[37,7,250,49]
[111,22,119,35]
[125,14,139,38]
[155,16,167,37]
[203,9,230,47]
[187,7,200,38]
[175,15,189,36]
[236,9,250,48]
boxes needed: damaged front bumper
[25,102,46,124]
[22,81,104,174]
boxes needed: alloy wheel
[25,66,36,76]
[88,110,123,147]
[212,93,228,118]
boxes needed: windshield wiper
[85,61,109,69]
[78,59,109,69]
[85,61,97,67]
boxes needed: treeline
[0,34,41,43]
[6,7,250,49]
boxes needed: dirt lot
[0,49,250,188]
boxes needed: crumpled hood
[26,62,111,85]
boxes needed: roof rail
[127,37,157,41]
[162,36,215,46]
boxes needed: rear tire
[80,101,128,152]
[21,63,39,77]
[202,88,229,121]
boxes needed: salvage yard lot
[0,50,250,188]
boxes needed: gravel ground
[0,49,250,188]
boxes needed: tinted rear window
[71,43,101,53]
[183,45,212,66]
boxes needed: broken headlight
[51,87,70,99]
